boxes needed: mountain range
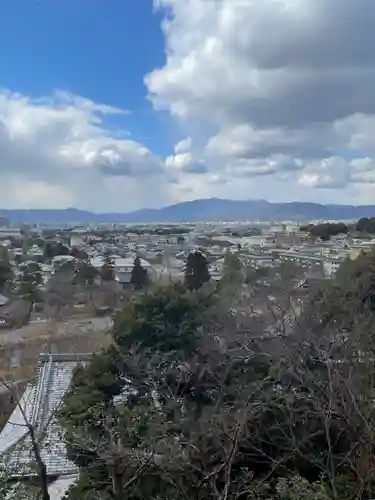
[2,198,375,224]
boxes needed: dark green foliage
[59,348,132,499]
[45,261,77,316]
[59,348,125,460]
[222,249,242,285]
[76,260,97,287]
[70,247,89,260]
[43,240,70,261]
[100,253,115,281]
[18,262,42,302]
[61,285,278,500]
[308,249,375,332]
[130,256,149,290]
[59,285,215,499]
[306,222,348,241]
[113,283,209,355]
[0,247,13,292]
[184,250,210,290]
[357,217,375,234]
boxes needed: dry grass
[0,320,112,382]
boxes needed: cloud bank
[0,90,172,210]
[3,1,375,209]
[146,0,375,205]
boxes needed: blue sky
[0,0,375,210]
[0,0,173,156]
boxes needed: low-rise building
[90,255,152,285]
[275,249,345,278]
[0,227,22,239]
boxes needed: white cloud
[298,156,375,189]
[145,0,375,202]
[298,157,350,189]
[165,137,207,174]
[0,90,172,210]
[149,0,375,126]
[174,136,192,154]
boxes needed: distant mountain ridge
[2,198,375,224]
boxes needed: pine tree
[184,250,210,290]
[130,256,149,290]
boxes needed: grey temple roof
[0,353,92,477]
[0,294,9,306]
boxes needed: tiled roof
[0,385,34,456]
[0,353,92,477]
[5,474,79,500]
[0,294,9,306]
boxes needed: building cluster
[1,219,374,292]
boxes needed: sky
[1,0,375,211]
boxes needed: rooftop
[0,294,9,306]
[0,353,92,477]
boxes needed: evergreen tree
[222,249,242,284]
[130,256,149,290]
[0,246,13,293]
[76,260,97,286]
[114,282,209,355]
[76,260,98,302]
[43,241,70,261]
[45,261,76,319]
[70,247,89,260]
[184,250,210,290]
[18,262,43,303]
[100,253,115,282]
[59,284,212,500]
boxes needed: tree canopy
[53,250,375,499]
[0,246,13,292]
[43,241,70,261]
[100,253,115,282]
[357,217,375,234]
[301,222,348,241]
[184,250,210,290]
[130,256,149,290]
[222,249,243,285]
[18,262,43,303]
